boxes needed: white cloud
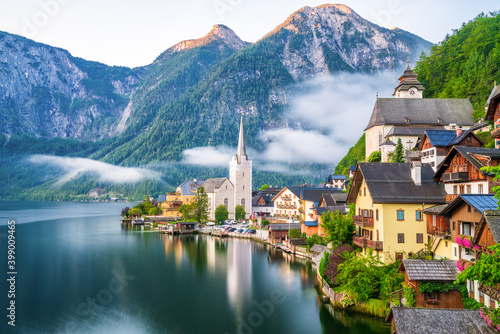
[28,155,161,184]
[181,71,396,172]
[182,146,235,167]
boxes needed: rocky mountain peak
[164,24,249,56]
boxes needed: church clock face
[409,87,417,95]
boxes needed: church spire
[236,114,247,163]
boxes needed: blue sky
[0,0,498,67]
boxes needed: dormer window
[437,117,443,124]
[405,117,410,124]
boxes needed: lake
[0,201,390,333]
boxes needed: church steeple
[236,114,247,163]
[393,57,425,98]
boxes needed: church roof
[393,62,426,96]
[365,98,475,130]
[203,178,231,193]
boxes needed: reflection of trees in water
[182,235,208,274]
[319,303,390,334]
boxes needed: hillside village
[140,62,500,332]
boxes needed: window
[398,233,405,243]
[417,233,423,243]
[462,222,472,236]
[241,199,245,207]
[454,247,457,257]
[416,210,422,221]
[478,184,483,194]
[397,210,404,221]
[363,187,366,197]
[467,205,471,213]
[459,185,465,194]
[453,185,458,195]
[379,131,383,145]
[186,198,189,203]
[224,198,228,208]
[376,209,379,221]
[466,185,471,194]
[243,186,245,190]
[445,241,448,247]
[453,221,456,231]
[426,291,437,301]
[433,215,436,227]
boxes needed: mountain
[0,4,434,199]
[90,4,432,165]
[0,31,142,141]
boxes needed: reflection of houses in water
[227,240,252,326]
[267,248,312,290]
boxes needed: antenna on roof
[376,92,379,98]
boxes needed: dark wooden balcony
[353,215,374,227]
[366,239,384,250]
[353,236,367,248]
[443,172,469,182]
[491,127,500,139]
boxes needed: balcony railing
[446,194,459,202]
[353,236,367,248]
[428,226,450,237]
[491,127,500,139]
[353,236,383,250]
[366,239,384,250]
[443,172,469,182]
[353,215,374,227]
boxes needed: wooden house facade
[399,259,464,309]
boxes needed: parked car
[228,228,236,232]
[249,229,257,234]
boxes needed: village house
[399,259,463,309]
[299,188,342,236]
[310,192,349,237]
[418,129,483,171]
[347,162,446,264]
[268,223,301,244]
[433,146,500,203]
[438,194,497,261]
[251,194,275,219]
[160,179,204,219]
[324,174,348,190]
[468,210,500,308]
[365,62,475,162]
[485,83,500,148]
[271,187,301,223]
[386,308,496,334]
[422,204,451,259]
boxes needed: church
[204,115,252,220]
[365,60,476,162]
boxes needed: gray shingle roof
[269,223,301,231]
[302,189,340,202]
[177,179,205,196]
[366,98,475,130]
[310,244,330,254]
[482,210,500,244]
[388,308,497,334]
[348,163,446,204]
[203,178,230,193]
[402,259,459,281]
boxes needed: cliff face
[265,4,431,80]
[0,31,141,141]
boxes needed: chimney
[411,162,422,186]
[456,128,463,136]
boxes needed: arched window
[376,209,379,221]
[379,131,383,145]
[241,199,245,207]
[224,198,228,208]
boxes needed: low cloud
[28,155,161,184]
[182,146,234,167]
[181,71,395,172]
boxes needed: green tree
[235,204,246,220]
[178,204,193,221]
[367,151,381,162]
[337,250,385,303]
[215,204,229,223]
[128,207,142,216]
[191,187,209,223]
[260,184,269,190]
[456,244,500,287]
[262,219,270,226]
[306,234,326,251]
[321,211,355,246]
[335,134,365,176]
[389,138,404,163]
[288,228,301,238]
[148,207,158,215]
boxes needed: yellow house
[160,179,204,219]
[347,162,447,264]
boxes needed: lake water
[0,201,390,333]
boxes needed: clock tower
[393,58,425,98]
